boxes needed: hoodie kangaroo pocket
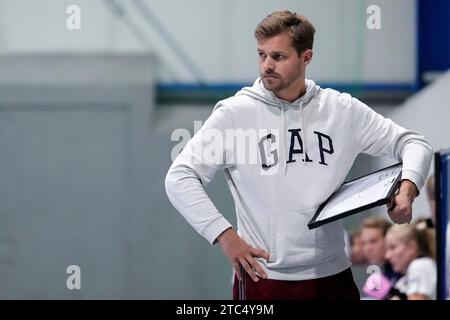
[268,209,342,268]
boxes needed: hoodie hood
[236,77,320,174]
[236,77,318,107]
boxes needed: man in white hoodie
[165,11,433,300]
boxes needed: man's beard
[262,75,286,92]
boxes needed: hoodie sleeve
[350,97,433,192]
[165,104,235,245]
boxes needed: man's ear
[303,49,313,66]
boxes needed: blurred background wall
[0,0,416,83]
[0,0,448,299]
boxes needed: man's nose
[264,57,274,70]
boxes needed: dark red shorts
[233,267,360,300]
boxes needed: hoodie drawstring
[280,103,288,175]
[239,78,317,174]
[279,98,309,175]
[299,101,308,164]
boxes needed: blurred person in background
[385,223,436,300]
[350,229,367,265]
[361,217,402,283]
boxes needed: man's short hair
[361,217,392,237]
[254,10,316,56]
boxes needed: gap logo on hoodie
[259,128,334,170]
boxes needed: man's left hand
[386,179,418,224]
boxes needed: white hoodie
[165,78,433,280]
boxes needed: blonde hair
[387,223,435,260]
[362,217,392,236]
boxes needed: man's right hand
[216,228,269,282]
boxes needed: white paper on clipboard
[308,163,402,229]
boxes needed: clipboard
[307,163,403,229]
